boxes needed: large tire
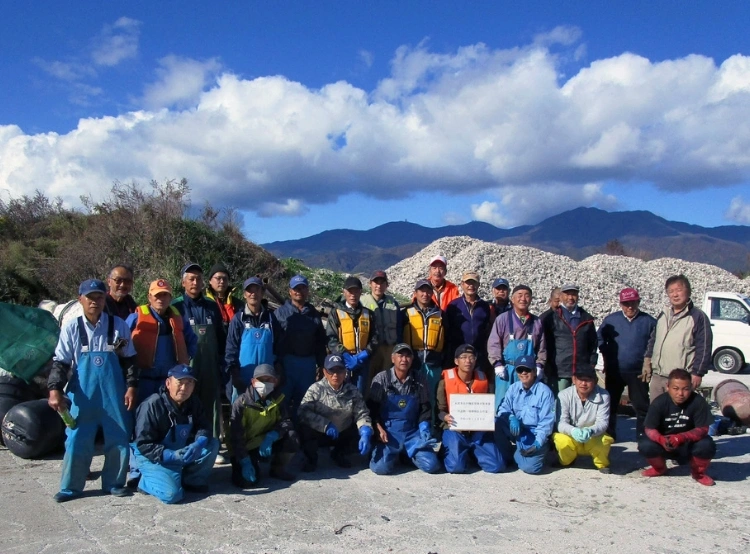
[1,399,65,459]
[713,348,744,375]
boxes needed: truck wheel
[713,349,743,374]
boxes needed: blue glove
[571,427,587,443]
[509,415,521,437]
[520,441,542,456]
[358,426,373,456]
[342,353,357,370]
[181,436,209,464]
[239,456,256,483]
[325,423,339,440]
[259,430,280,457]
[418,420,432,442]
[355,351,369,364]
[162,449,184,466]
[406,436,438,458]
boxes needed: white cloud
[32,59,96,81]
[359,50,374,68]
[726,196,750,224]
[6,35,750,222]
[442,211,468,225]
[91,17,141,67]
[142,56,222,110]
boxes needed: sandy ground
[2,371,750,554]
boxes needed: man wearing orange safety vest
[326,276,378,395]
[402,279,448,431]
[427,255,460,312]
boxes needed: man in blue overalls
[367,343,441,475]
[132,364,220,504]
[225,276,283,402]
[47,279,138,502]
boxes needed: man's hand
[509,415,521,437]
[376,423,388,444]
[124,387,137,411]
[342,353,357,370]
[48,390,65,412]
[494,364,507,380]
[443,414,456,427]
[691,374,702,390]
[640,358,652,383]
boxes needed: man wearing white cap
[598,287,656,440]
[427,255,460,312]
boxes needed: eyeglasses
[325,367,346,374]
[110,278,133,285]
[516,367,533,374]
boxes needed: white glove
[536,364,544,379]
[494,364,507,379]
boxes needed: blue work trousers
[369,428,440,475]
[442,429,505,474]
[495,418,548,474]
[281,354,317,421]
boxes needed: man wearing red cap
[427,255,460,312]
[597,287,656,440]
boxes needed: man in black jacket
[542,284,598,395]
[132,364,219,504]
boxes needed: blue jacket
[598,310,656,374]
[274,300,326,366]
[133,387,211,463]
[445,296,492,361]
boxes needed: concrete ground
[1,369,749,554]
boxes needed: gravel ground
[385,236,750,322]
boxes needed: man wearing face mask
[542,284,598,395]
[229,364,297,488]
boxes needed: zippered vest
[442,368,489,412]
[132,305,189,369]
[360,293,399,345]
[336,309,371,354]
[405,307,444,352]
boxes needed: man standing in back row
[360,270,401,378]
[427,255,460,311]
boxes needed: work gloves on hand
[571,427,593,443]
[355,351,369,364]
[325,423,339,440]
[162,449,184,466]
[520,441,542,457]
[640,357,652,383]
[509,415,521,437]
[665,433,686,450]
[358,426,373,456]
[536,364,544,379]
[342,353,357,370]
[239,457,257,483]
[418,421,432,442]
[181,436,209,464]
[259,430,280,458]
[494,364,507,380]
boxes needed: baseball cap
[515,355,536,370]
[243,276,263,289]
[561,283,580,293]
[289,275,309,289]
[208,263,230,280]
[370,270,388,282]
[492,278,510,289]
[619,287,640,302]
[78,279,107,296]
[392,343,413,355]
[324,353,346,371]
[455,344,477,357]
[461,272,480,283]
[253,363,278,380]
[149,279,173,296]
[429,255,447,267]
[414,278,433,291]
[167,364,197,380]
[343,276,363,290]
[574,364,597,380]
[181,262,202,275]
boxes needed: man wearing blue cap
[172,262,226,441]
[496,354,555,474]
[298,354,373,472]
[47,279,138,502]
[132,364,220,503]
[225,276,283,402]
[274,274,326,419]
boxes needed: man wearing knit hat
[598,287,656,440]
[205,263,242,333]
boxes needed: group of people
[47,256,719,505]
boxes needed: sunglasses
[516,367,533,374]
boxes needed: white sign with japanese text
[449,393,495,431]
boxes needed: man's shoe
[270,467,297,482]
[53,492,77,503]
[126,476,141,489]
[110,487,131,498]
[301,459,317,473]
[214,453,229,465]
[598,467,612,474]
[183,483,209,493]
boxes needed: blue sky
[1,1,750,244]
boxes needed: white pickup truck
[705,291,750,374]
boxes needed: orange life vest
[132,305,189,369]
[442,367,489,412]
